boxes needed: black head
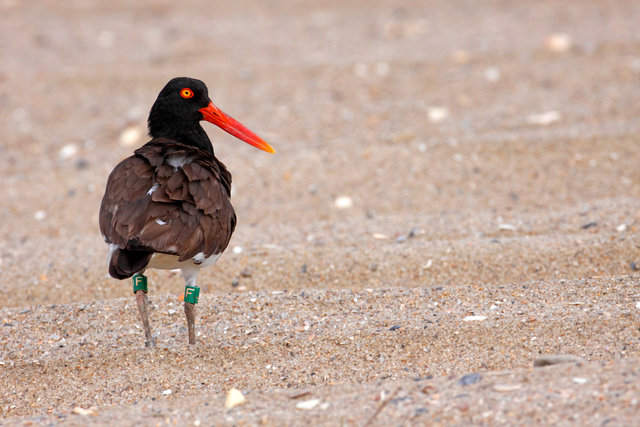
[153,77,211,118]
[148,77,213,151]
[148,77,275,154]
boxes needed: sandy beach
[1,0,639,424]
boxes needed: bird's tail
[109,248,153,279]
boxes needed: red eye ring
[180,88,194,99]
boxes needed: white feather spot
[146,183,159,195]
[107,243,119,266]
[167,155,191,169]
[193,252,205,263]
[155,218,167,225]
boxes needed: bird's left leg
[182,269,200,345]
[133,273,155,348]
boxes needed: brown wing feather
[99,138,236,269]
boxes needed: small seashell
[72,407,95,416]
[527,110,561,126]
[463,315,487,322]
[296,399,320,410]
[225,388,246,408]
[493,384,522,392]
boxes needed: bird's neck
[148,119,214,154]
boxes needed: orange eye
[180,88,194,99]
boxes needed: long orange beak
[199,102,275,153]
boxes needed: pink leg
[135,290,155,347]
[184,301,196,345]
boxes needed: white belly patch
[147,252,221,270]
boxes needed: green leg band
[184,285,200,304]
[132,274,148,294]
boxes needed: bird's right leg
[182,269,200,345]
[133,273,155,348]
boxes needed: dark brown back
[99,138,236,273]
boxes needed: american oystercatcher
[99,77,274,346]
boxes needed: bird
[99,77,274,347]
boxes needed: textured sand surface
[1,0,640,425]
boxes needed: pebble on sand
[458,373,482,386]
[34,210,47,221]
[451,50,471,64]
[375,61,390,76]
[544,33,572,53]
[334,196,354,209]
[483,67,501,83]
[225,388,246,409]
[119,124,146,147]
[58,143,79,160]
[428,107,449,123]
